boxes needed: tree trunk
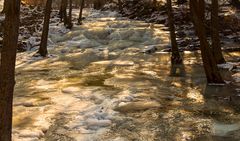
[94,0,103,10]
[198,0,205,21]
[66,0,73,29]
[167,0,182,64]
[38,0,52,57]
[59,0,63,21]
[190,0,224,84]
[0,0,20,140]
[60,0,68,25]
[211,0,225,64]
[78,0,85,25]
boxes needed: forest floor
[118,1,240,52]
[10,8,240,141]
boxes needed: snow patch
[67,39,101,48]
[18,130,44,138]
[62,87,81,94]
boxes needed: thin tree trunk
[66,0,73,29]
[211,0,225,64]
[190,0,224,84]
[59,0,63,21]
[38,0,52,57]
[0,0,20,140]
[94,0,103,10]
[60,0,68,25]
[167,0,182,64]
[78,0,85,25]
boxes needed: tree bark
[78,0,85,25]
[66,0,73,29]
[59,0,63,21]
[198,0,205,21]
[190,0,224,84]
[211,0,225,64]
[167,0,182,64]
[94,0,103,10]
[0,0,20,140]
[60,0,68,25]
[38,0,52,57]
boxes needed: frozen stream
[13,10,240,141]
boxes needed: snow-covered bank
[118,0,240,52]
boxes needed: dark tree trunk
[0,0,20,140]
[190,0,224,84]
[211,0,225,64]
[198,0,205,21]
[167,0,182,64]
[38,0,52,57]
[78,0,85,25]
[60,0,68,25]
[94,0,103,10]
[59,0,63,21]
[66,0,73,29]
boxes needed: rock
[86,119,112,128]
[62,87,80,94]
[140,45,157,54]
[19,130,44,138]
[115,101,161,112]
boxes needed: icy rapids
[13,9,240,141]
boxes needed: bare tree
[66,0,73,29]
[190,0,224,83]
[38,0,53,57]
[59,0,64,21]
[167,0,182,64]
[0,0,21,140]
[60,0,68,24]
[211,0,225,64]
[78,0,85,25]
[93,0,104,10]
